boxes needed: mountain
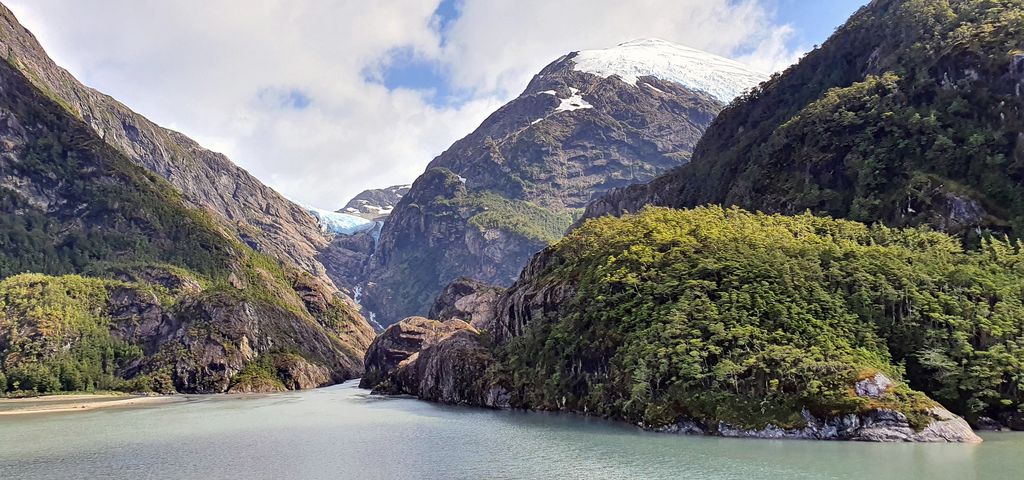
[360,0,1024,437]
[0,6,374,395]
[0,4,339,292]
[361,39,766,326]
[584,0,1024,240]
[340,185,411,220]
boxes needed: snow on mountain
[305,206,376,235]
[571,38,767,103]
[550,87,594,112]
[340,184,411,220]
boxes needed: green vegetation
[0,274,141,395]
[491,207,1024,428]
[230,355,288,392]
[446,192,576,245]
[673,0,1024,237]
[0,57,235,279]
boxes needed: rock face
[0,4,337,290]
[580,1,1024,239]
[122,291,364,394]
[362,39,765,326]
[340,185,411,220]
[428,278,504,330]
[359,317,476,389]
[361,316,506,407]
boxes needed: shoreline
[0,394,178,416]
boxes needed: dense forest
[490,207,1024,429]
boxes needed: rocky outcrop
[317,227,378,302]
[359,317,476,389]
[428,278,504,330]
[658,373,981,443]
[665,407,981,443]
[340,185,411,220]
[361,317,505,407]
[362,40,764,327]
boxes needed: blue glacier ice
[306,206,376,235]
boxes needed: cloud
[4,0,802,208]
[437,0,799,98]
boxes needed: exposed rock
[359,317,476,389]
[429,278,504,330]
[274,354,333,390]
[854,372,893,399]
[578,5,1024,240]
[705,407,981,443]
[317,227,378,300]
[401,330,498,406]
[113,291,364,394]
[340,184,411,220]
[974,416,1004,431]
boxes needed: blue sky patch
[257,87,312,110]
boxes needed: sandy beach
[0,394,177,416]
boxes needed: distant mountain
[340,185,411,220]
[584,0,1024,240]
[361,39,766,326]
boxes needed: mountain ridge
[0,3,340,293]
[360,39,766,326]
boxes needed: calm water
[1,381,1021,480]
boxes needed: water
[1,381,1021,480]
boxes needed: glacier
[305,206,376,235]
[571,38,767,103]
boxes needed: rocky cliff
[362,39,766,326]
[0,4,338,291]
[582,0,1024,240]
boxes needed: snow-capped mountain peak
[570,38,767,103]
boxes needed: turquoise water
[0,381,1020,479]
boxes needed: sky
[5,0,866,209]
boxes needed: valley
[2,0,1024,478]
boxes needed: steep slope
[0,4,336,289]
[585,0,1024,239]
[341,184,411,220]
[0,49,373,395]
[362,40,766,326]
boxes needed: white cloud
[3,0,802,208]
[438,0,799,98]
